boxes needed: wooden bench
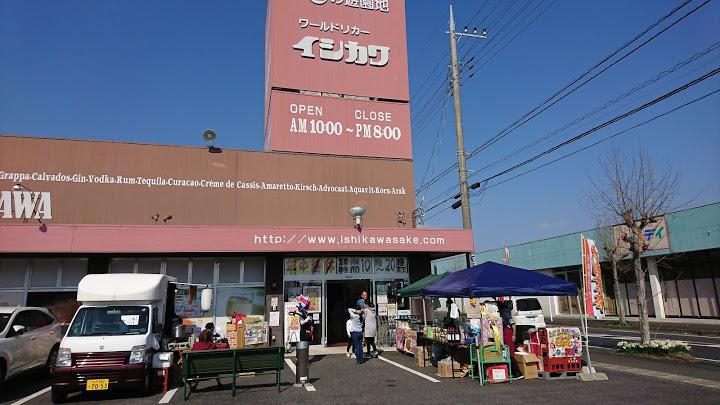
[182,347,284,400]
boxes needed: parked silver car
[0,306,62,385]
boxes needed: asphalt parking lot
[2,349,718,405]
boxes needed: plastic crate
[542,356,581,373]
[529,328,547,357]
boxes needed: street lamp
[349,206,366,231]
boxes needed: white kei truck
[51,273,178,403]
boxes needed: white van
[51,273,174,403]
[512,297,546,330]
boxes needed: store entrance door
[326,280,370,345]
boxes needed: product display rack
[469,343,512,385]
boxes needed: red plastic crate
[529,328,549,357]
[542,356,581,373]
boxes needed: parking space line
[377,356,441,383]
[10,387,51,405]
[285,358,297,373]
[158,387,178,404]
[284,358,316,392]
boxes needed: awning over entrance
[396,273,449,298]
[0,224,474,254]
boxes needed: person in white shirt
[348,306,365,364]
[345,314,354,358]
[445,298,460,331]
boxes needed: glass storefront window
[31,259,60,287]
[137,258,162,274]
[244,257,265,283]
[0,291,25,306]
[218,259,242,284]
[214,286,265,338]
[61,259,88,287]
[165,258,189,282]
[109,258,135,273]
[0,258,28,288]
[191,259,215,284]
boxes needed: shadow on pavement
[0,368,51,404]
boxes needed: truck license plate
[86,379,109,391]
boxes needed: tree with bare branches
[595,221,629,325]
[588,146,680,344]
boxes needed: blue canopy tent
[420,262,603,379]
[421,261,577,297]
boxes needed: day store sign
[0,191,52,220]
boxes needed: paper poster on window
[324,257,337,274]
[269,311,280,327]
[174,285,211,318]
[338,257,372,274]
[284,257,324,275]
[120,315,139,326]
[378,303,388,316]
[285,302,301,344]
[374,257,408,274]
[302,285,322,313]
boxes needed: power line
[423,85,720,222]
[410,0,497,107]
[411,1,541,142]
[421,66,720,216]
[468,0,712,160]
[415,0,705,195]
[457,0,516,64]
[482,87,720,191]
[420,48,720,211]
[479,67,720,184]
[417,98,449,205]
[470,41,720,178]
[472,0,557,72]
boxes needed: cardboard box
[514,352,540,379]
[414,346,429,368]
[436,360,468,378]
[225,322,246,349]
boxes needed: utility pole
[448,4,486,267]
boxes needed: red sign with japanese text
[265,0,409,101]
[266,90,411,159]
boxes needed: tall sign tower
[264,0,411,160]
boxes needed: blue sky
[1,1,718,251]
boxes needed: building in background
[434,203,720,319]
